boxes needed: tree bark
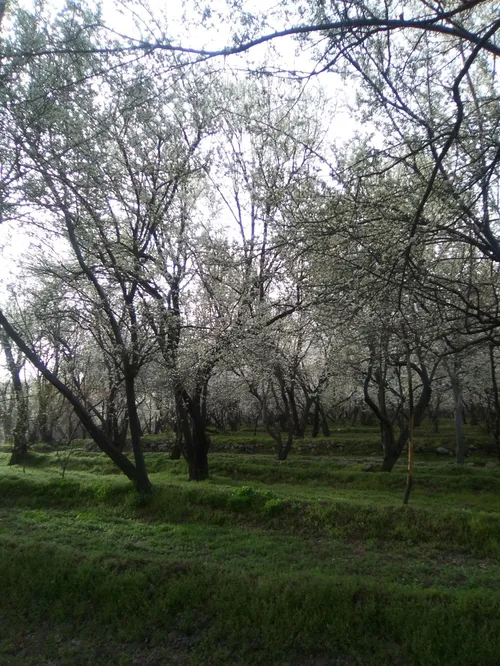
[350,405,360,427]
[170,417,183,459]
[311,397,320,438]
[455,396,465,465]
[379,422,398,471]
[125,372,152,493]
[320,405,331,436]
[285,385,297,435]
[403,347,415,505]
[176,389,210,480]
[452,379,465,465]
[489,344,500,458]
[447,358,465,465]
[36,378,54,445]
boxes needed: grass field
[1,423,500,665]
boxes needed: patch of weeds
[262,498,287,517]
[228,486,259,512]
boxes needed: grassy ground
[139,419,495,457]
[1,427,500,665]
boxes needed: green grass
[2,444,500,665]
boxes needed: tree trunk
[403,347,415,505]
[276,441,287,460]
[287,385,301,437]
[320,406,330,436]
[188,410,210,481]
[176,390,210,481]
[36,379,54,444]
[8,433,29,466]
[261,389,293,461]
[489,344,500,458]
[452,382,465,465]
[124,372,152,493]
[114,417,129,453]
[311,398,320,438]
[188,437,209,480]
[455,401,465,464]
[427,394,442,435]
[297,393,314,439]
[0,392,13,443]
[448,360,465,465]
[350,405,360,427]
[379,422,399,472]
[170,443,182,460]
[8,394,29,466]
[380,451,400,472]
[274,426,293,461]
[284,428,293,459]
[170,414,183,459]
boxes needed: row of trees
[0,1,499,490]
[2,304,500,467]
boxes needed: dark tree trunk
[8,398,29,467]
[36,379,54,444]
[380,450,400,472]
[447,359,465,465]
[311,398,320,438]
[8,440,28,466]
[228,416,240,432]
[275,427,293,461]
[489,344,500,458]
[427,393,442,435]
[188,436,209,480]
[276,441,287,461]
[274,370,294,458]
[170,443,182,460]
[184,425,210,481]
[379,422,399,472]
[105,398,128,452]
[320,406,330,436]
[170,417,183,459]
[311,399,330,437]
[0,392,13,443]
[114,417,129,453]
[121,372,152,493]
[454,390,465,465]
[287,385,301,437]
[176,389,210,481]
[298,394,315,439]
[350,405,360,427]
[259,382,293,462]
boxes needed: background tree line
[0,0,499,490]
